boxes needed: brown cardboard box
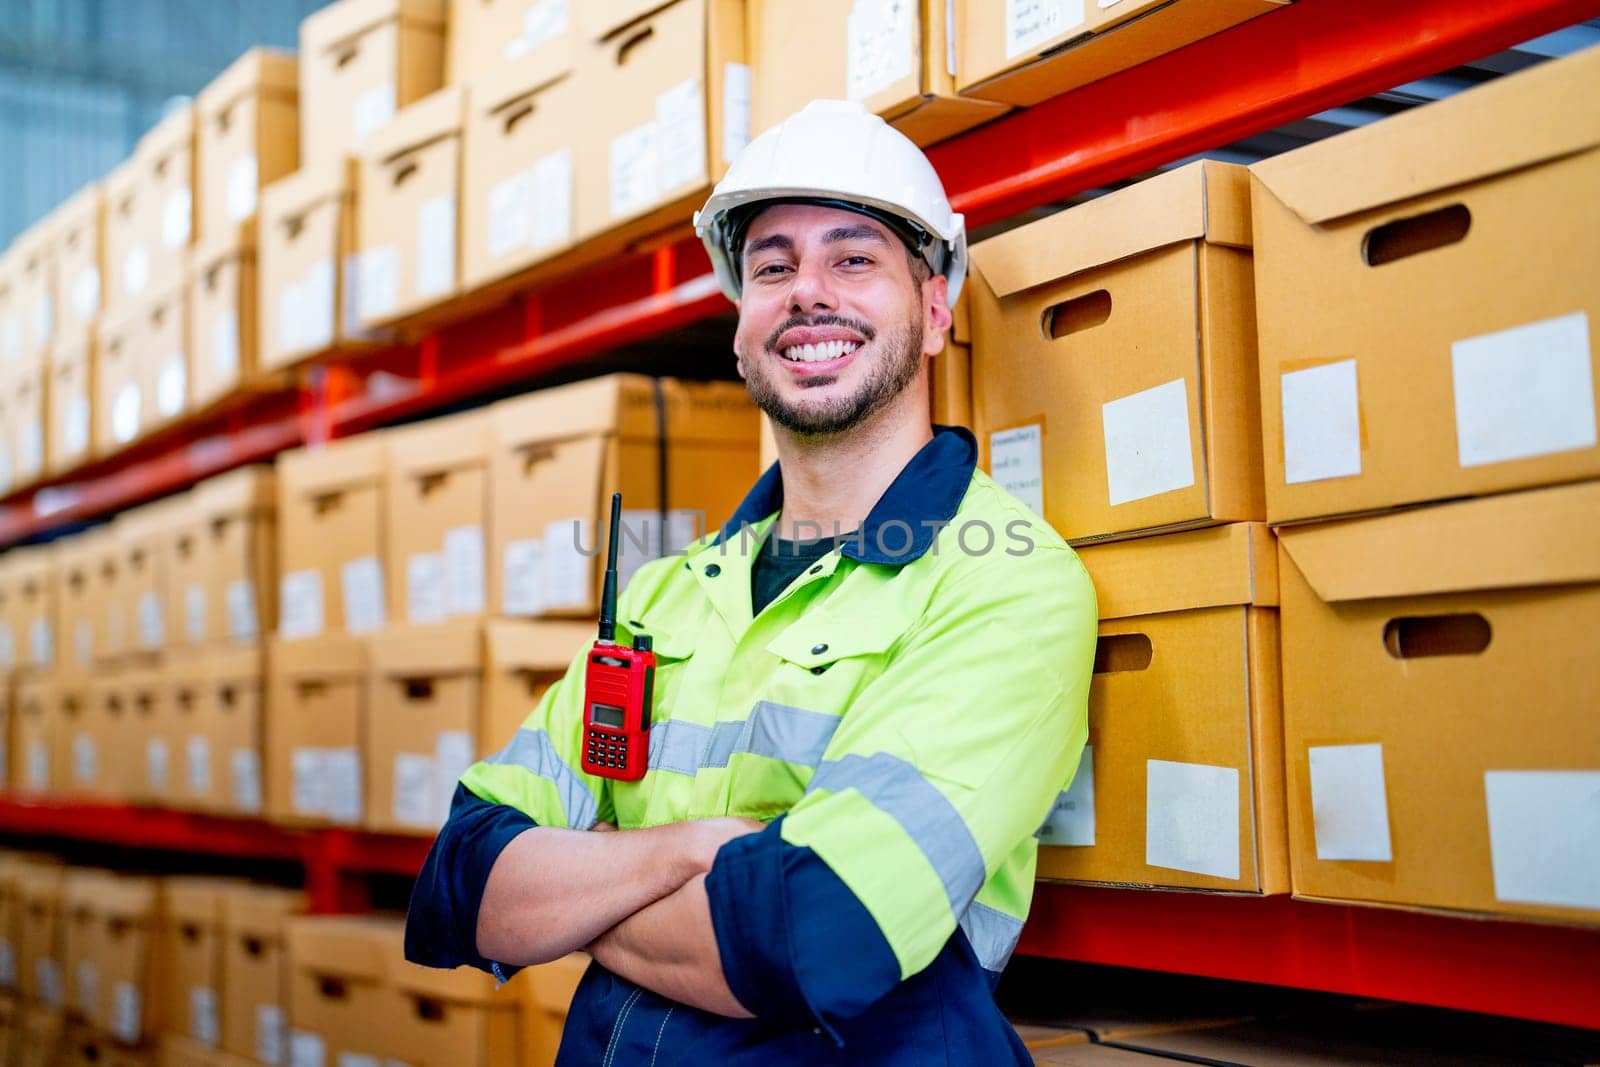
[48,335,96,473]
[156,879,232,1047]
[488,376,757,617]
[1037,523,1286,894]
[0,555,15,671]
[388,948,518,1067]
[193,466,277,647]
[83,673,129,799]
[384,410,491,625]
[197,48,300,245]
[16,1004,65,1067]
[365,621,481,833]
[572,0,746,245]
[219,883,305,1064]
[520,952,587,1067]
[53,675,96,797]
[188,226,259,410]
[53,184,105,349]
[299,0,447,165]
[16,859,66,1010]
[13,220,56,367]
[103,159,153,316]
[118,502,175,656]
[459,47,582,297]
[1251,47,1600,526]
[284,916,404,1064]
[971,161,1262,544]
[61,869,110,1024]
[751,0,1005,147]
[142,283,192,434]
[167,657,209,810]
[12,674,57,794]
[87,526,130,664]
[85,873,160,1044]
[165,493,206,651]
[447,0,574,85]
[958,0,1287,107]
[203,647,267,817]
[62,1024,155,1067]
[1279,481,1600,925]
[56,533,101,670]
[10,545,57,672]
[128,663,176,805]
[97,299,145,451]
[258,159,369,370]
[0,251,17,372]
[142,106,198,294]
[266,635,367,826]
[10,361,49,489]
[931,298,972,428]
[356,86,465,326]
[482,619,595,757]
[756,414,777,472]
[0,994,15,1057]
[277,436,389,639]
[0,856,23,994]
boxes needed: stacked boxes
[257,159,366,370]
[195,49,301,248]
[277,436,389,639]
[385,410,491,626]
[266,633,367,826]
[219,883,304,1064]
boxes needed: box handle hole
[403,678,436,701]
[415,996,446,1022]
[1042,289,1111,340]
[243,936,265,958]
[335,45,359,69]
[1363,204,1470,267]
[318,976,348,999]
[313,491,344,515]
[1092,632,1152,674]
[1383,613,1490,659]
[502,102,535,135]
[392,161,419,188]
[615,26,655,66]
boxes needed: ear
[922,275,953,357]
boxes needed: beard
[745,311,925,436]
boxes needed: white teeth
[783,340,859,362]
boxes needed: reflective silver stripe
[484,728,599,829]
[806,752,986,916]
[959,900,1023,974]
[648,702,840,777]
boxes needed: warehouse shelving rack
[2,0,1598,1032]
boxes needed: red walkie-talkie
[581,493,656,781]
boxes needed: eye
[752,262,791,278]
[839,254,874,268]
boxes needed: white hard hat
[695,99,967,305]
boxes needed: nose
[787,255,838,315]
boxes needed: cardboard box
[118,502,176,656]
[219,883,305,1064]
[0,555,15,671]
[103,159,153,316]
[0,994,16,1057]
[356,86,465,326]
[61,870,109,1023]
[299,0,447,165]
[447,0,575,85]
[127,663,177,805]
[62,1024,155,1067]
[53,183,105,348]
[142,283,192,434]
[958,0,1288,107]
[572,0,747,244]
[10,545,57,672]
[483,620,600,757]
[157,879,232,1047]
[284,916,405,1064]
[56,534,101,670]
[12,220,56,366]
[971,161,1263,543]
[751,0,1005,147]
[266,635,367,826]
[165,492,206,651]
[12,674,57,794]
[48,335,96,473]
[141,105,198,293]
[97,299,145,451]
[1251,47,1600,525]
[520,952,587,1067]
[16,1004,66,1067]
[192,466,276,647]
[1037,523,1286,894]
[204,647,267,816]
[258,159,370,370]
[0,857,24,994]
[1279,481,1600,925]
[53,675,95,797]
[87,527,129,665]
[83,673,129,799]
[756,414,777,472]
[78,872,159,1044]
[15,860,66,1010]
[931,298,973,428]
[197,48,300,244]
[388,947,518,1067]
[10,361,49,489]
[277,436,389,639]
[460,46,583,298]
[0,251,17,371]
[166,657,209,810]
[384,410,491,625]
[188,225,260,410]
[488,375,757,617]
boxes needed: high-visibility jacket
[406,427,1097,1065]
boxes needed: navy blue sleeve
[404,783,537,978]
[704,817,901,1037]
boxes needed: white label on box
[723,63,752,163]
[74,621,92,667]
[124,242,150,297]
[1102,377,1196,506]
[157,351,187,416]
[289,1029,325,1067]
[227,578,258,640]
[1038,747,1095,846]
[113,979,142,1042]
[291,748,327,815]
[353,83,397,145]
[227,154,259,222]
[406,551,448,623]
[435,729,474,822]
[1308,742,1392,862]
[66,395,91,456]
[73,266,100,321]
[1452,311,1596,469]
[77,959,99,1016]
[393,752,436,827]
[488,169,536,257]
[542,517,593,610]
[303,257,337,351]
[190,984,220,1045]
[232,748,263,813]
[325,747,362,824]
[186,583,208,642]
[989,424,1045,515]
[946,0,957,75]
[20,417,43,478]
[416,193,457,298]
[342,253,367,339]
[0,938,13,987]
[1005,0,1086,58]
[31,293,53,348]
[341,555,386,635]
[358,244,400,322]
[26,738,48,790]
[73,734,97,785]
[257,1003,286,1065]
[1484,770,1600,910]
[113,381,142,443]
[138,591,165,648]
[523,0,568,48]
[37,958,62,1007]
[610,122,661,220]
[28,618,51,665]
[0,624,12,667]
[1281,359,1362,485]
[212,308,241,381]
[502,537,545,615]
[187,734,212,797]
[847,0,915,101]
[146,736,170,792]
[338,1055,378,1067]
[444,525,485,616]
[531,149,574,251]
[656,78,705,193]
[279,570,325,639]
[163,185,193,248]
[618,509,700,590]
[1145,759,1240,880]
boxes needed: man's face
[732,203,950,436]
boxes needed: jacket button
[811,643,828,655]
[705,564,721,577]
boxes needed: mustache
[764,313,877,354]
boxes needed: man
[405,99,1097,1064]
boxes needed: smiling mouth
[780,340,860,363]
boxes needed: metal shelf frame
[2,0,1598,1031]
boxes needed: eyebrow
[744,223,892,260]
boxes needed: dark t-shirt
[751,531,858,615]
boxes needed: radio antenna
[598,492,622,644]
